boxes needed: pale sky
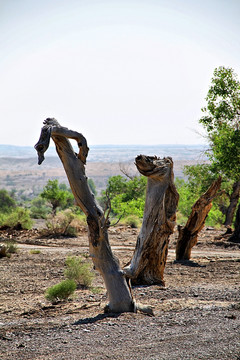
[1,0,240,146]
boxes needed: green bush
[30,197,51,219]
[6,242,18,254]
[45,279,77,303]
[99,175,147,219]
[0,207,33,230]
[0,189,16,213]
[121,215,141,228]
[205,203,225,227]
[29,249,41,254]
[64,256,95,288]
[45,209,78,237]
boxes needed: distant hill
[0,144,207,162]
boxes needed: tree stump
[35,118,135,313]
[175,177,222,261]
[124,155,179,286]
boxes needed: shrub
[45,279,76,303]
[0,207,33,230]
[64,256,95,288]
[30,197,51,219]
[29,249,41,254]
[6,242,18,254]
[121,215,141,228]
[0,189,16,213]
[45,209,78,237]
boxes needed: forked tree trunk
[224,180,240,227]
[229,202,240,243]
[35,118,135,313]
[176,177,222,261]
[124,155,179,286]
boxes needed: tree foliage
[200,66,240,133]
[101,175,147,218]
[40,179,74,214]
[200,66,240,182]
[0,189,16,213]
[175,164,229,227]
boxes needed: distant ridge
[0,144,207,162]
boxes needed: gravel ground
[0,226,240,360]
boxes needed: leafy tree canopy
[199,66,240,183]
[40,179,74,214]
[101,175,147,218]
[200,66,240,133]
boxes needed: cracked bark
[124,155,179,286]
[175,177,222,261]
[35,118,135,313]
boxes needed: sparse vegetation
[0,207,33,230]
[45,279,77,304]
[120,215,141,228]
[44,209,78,237]
[6,242,18,254]
[30,196,51,219]
[64,256,95,288]
[29,249,41,254]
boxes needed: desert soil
[0,225,239,360]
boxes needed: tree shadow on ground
[173,260,206,267]
[73,312,121,325]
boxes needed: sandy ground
[0,226,240,360]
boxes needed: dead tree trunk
[35,118,135,313]
[124,155,179,286]
[224,180,240,227]
[229,202,240,243]
[176,177,222,261]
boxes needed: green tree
[100,175,147,218]
[199,66,240,227]
[30,196,51,219]
[175,165,226,227]
[40,179,74,215]
[0,189,16,213]
[200,66,240,133]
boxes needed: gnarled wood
[35,118,135,313]
[176,177,222,261]
[124,155,179,286]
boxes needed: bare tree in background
[176,177,222,261]
[124,155,179,286]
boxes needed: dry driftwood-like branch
[175,177,222,261]
[35,118,135,313]
[124,155,179,286]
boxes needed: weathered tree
[175,177,222,261]
[124,155,179,286]
[35,118,135,313]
